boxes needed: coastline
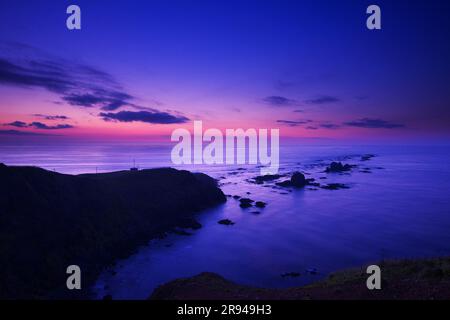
[150,257,450,300]
[2,145,450,300]
[0,164,226,299]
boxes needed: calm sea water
[1,141,450,299]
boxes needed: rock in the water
[360,154,375,161]
[255,201,267,208]
[276,180,293,187]
[239,198,254,208]
[276,171,309,188]
[321,183,350,190]
[218,219,235,226]
[239,198,255,204]
[325,162,353,173]
[291,172,308,187]
[252,174,284,184]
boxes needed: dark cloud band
[100,111,189,124]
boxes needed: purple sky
[1,0,449,141]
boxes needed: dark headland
[0,163,226,299]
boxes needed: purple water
[1,142,450,299]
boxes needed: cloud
[262,96,300,107]
[62,93,108,107]
[33,114,70,120]
[305,95,340,105]
[5,121,27,128]
[62,91,133,111]
[293,109,304,113]
[0,43,168,113]
[0,54,135,111]
[276,119,312,127]
[276,118,340,129]
[0,58,73,93]
[0,130,51,136]
[4,120,74,130]
[29,122,74,130]
[319,123,340,129]
[343,118,404,129]
[100,111,189,124]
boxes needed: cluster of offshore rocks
[218,196,268,225]
[249,154,380,191]
[218,155,379,225]
[254,168,351,191]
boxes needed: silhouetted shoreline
[0,164,226,299]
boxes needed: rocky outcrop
[276,172,315,188]
[218,219,235,226]
[251,174,285,184]
[325,162,353,173]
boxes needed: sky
[0,0,449,142]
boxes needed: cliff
[0,164,226,299]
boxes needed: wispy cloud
[0,53,136,111]
[0,130,52,136]
[319,123,340,129]
[62,91,133,111]
[33,114,70,120]
[262,95,300,107]
[4,120,74,130]
[276,119,312,127]
[29,122,74,130]
[344,118,404,129]
[5,121,28,128]
[100,111,189,124]
[305,95,340,105]
[0,43,185,121]
[274,116,404,131]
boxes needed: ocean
[1,141,450,299]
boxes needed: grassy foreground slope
[150,257,450,300]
